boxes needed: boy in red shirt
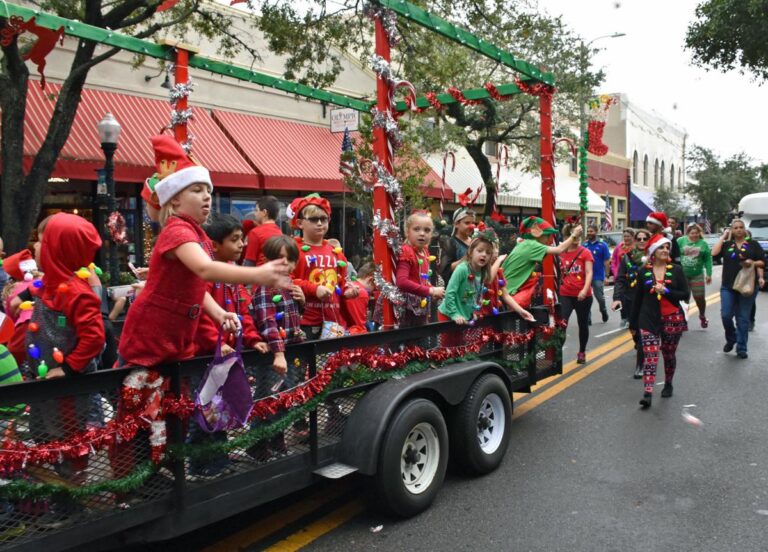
[243,195,284,267]
[343,263,374,333]
[287,194,357,340]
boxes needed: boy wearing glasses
[286,194,357,340]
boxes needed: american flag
[602,195,613,231]
[339,127,355,177]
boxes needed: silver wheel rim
[400,422,440,495]
[477,393,505,454]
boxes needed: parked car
[703,234,722,265]
[598,231,624,249]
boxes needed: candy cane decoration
[494,144,509,215]
[441,151,456,219]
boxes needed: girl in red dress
[396,211,445,327]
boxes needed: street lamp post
[578,33,626,228]
[97,112,122,287]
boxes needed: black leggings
[561,295,593,353]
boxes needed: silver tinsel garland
[168,81,195,104]
[372,212,403,256]
[169,108,194,127]
[371,107,403,150]
[374,266,405,307]
[363,4,401,47]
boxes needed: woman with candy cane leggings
[630,234,690,409]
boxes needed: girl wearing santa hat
[119,136,292,369]
[630,234,689,408]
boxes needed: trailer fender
[339,360,510,475]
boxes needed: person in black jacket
[612,229,651,379]
[630,234,690,409]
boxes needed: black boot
[661,383,673,398]
[633,365,643,379]
[639,392,652,409]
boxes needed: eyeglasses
[302,216,329,224]
[636,237,647,242]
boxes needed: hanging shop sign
[330,108,359,133]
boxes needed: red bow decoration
[457,186,482,207]
[490,210,509,225]
[0,17,64,89]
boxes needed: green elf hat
[519,216,558,239]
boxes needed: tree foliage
[685,0,768,81]
[653,186,687,224]
[685,145,768,228]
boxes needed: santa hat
[286,194,331,229]
[150,135,212,207]
[3,250,37,281]
[646,233,671,257]
[520,216,558,239]
[646,211,668,229]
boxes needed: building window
[570,155,578,174]
[632,151,638,184]
[654,159,659,188]
[617,199,626,213]
[643,155,649,187]
[660,161,665,188]
[670,164,675,189]
[678,167,682,188]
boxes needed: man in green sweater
[677,223,713,328]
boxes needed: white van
[738,192,768,254]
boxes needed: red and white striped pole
[441,151,456,220]
[539,93,556,305]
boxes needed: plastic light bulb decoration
[52,348,64,364]
[28,344,41,360]
[37,361,49,379]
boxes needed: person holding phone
[711,219,766,359]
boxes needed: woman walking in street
[610,228,637,329]
[677,223,713,328]
[631,234,689,408]
[558,224,594,364]
[711,219,766,359]
[612,229,650,378]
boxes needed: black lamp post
[97,112,122,286]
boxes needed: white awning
[424,147,605,212]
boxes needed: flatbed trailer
[0,310,563,551]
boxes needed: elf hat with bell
[150,135,213,207]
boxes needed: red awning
[211,109,449,198]
[21,81,258,188]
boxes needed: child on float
[501,217,583,308]
[187,213,271,478]
[248,235,307,460]
[1,249,41,366]
[396,211,445,327]
[343,262,376,333]
[23,213,105,519]
[114,136,291,481]
[287,194,356,341]
[439,225,535,346]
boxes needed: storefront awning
[424,148,605,212]
[21,81,259,188]
[630,188,655,221]
[210,110,448,198]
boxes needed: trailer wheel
[451,374,511,475]
[375,398,448,517]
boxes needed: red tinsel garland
[0,323,564,472]
[514,77,556,99]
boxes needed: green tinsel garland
[0,329,564,500]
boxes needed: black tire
[374,398,448,518]
[450,374,512,475]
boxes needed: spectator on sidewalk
[583,225,610,323]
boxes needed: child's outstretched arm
[500,287,535,322]
[173,242,292,288]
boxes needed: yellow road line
[513,339,637,419]
[262,499,366,552]
[201,483,353,552]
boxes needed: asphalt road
[147,266,768,551]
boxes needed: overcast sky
[537,0,768,164]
